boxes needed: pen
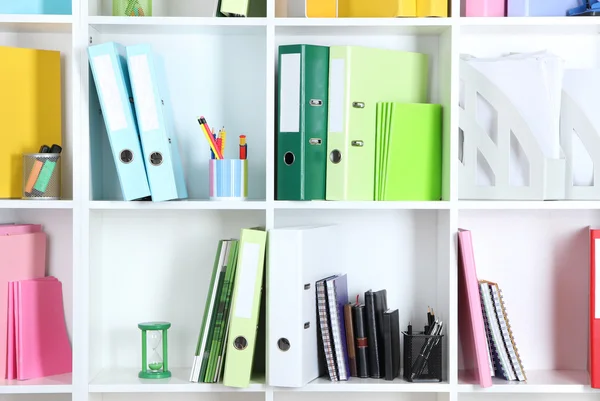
[239,135,247,160]
[25,145,50,194]
[407,321,412,335]
[410,320,440,380]
[416,321,444,377]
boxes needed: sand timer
[138,322,171,379]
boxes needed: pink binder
[0,232,46,379]
[458,229,492,388]
[15,277,71,380]
[463,0,505,16]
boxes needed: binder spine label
[234,243,260,319]
[128,54,160,132]
[279,53,301,133]
[328,58,345,133]
[92,54,128,132]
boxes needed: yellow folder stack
[0,47,62,199]
[306,0,448,17]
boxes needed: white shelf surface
[0,373,72,394]
[0,14,72,33]
[280,376,450,392]
[89,200,268,210]
[0,200,74,210]
[274,201,450,210]
[89,368,266,393]
[457,201,600,210]
[458,370,591,393]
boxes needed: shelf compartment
[458,369,591,393]
[274,209,452,383]
[89,210,266,382]
[89,368,265,393]
[88,26,266,201]
[458,210,593,388]
[275,24,452,201]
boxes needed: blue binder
[0,0,71,15]
[88,42,151,201]
[125,44,188,202]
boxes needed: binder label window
[128,54,160,132]
[92,55,128,132]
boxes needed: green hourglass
[138,322,171,379]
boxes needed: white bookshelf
[0,0,597,400]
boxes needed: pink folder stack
[7,277,72,380]
[0,224,47,379]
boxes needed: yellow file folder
[417,0,447,17]
[338,0,417,17]
[0,47,61,199]
[306,0,337,17]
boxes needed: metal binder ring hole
[309,99,323,106]
[284,152,295,166]
[351,140,364,147]
[304,322,310,329]
[120,149,133,164]
[234,336,248,350]
[352,102,365,109]
[330,150,342,164]
[304,283,310,290]
[150,152,163,166]
[309,138,322,146]
[277,338,291,351]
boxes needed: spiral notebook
[479,280,526,382]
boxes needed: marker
[198,116,223,159]
[239,135,247,160]
[32,144,62,196]
[220,127,226,154]
[24,145,50,195]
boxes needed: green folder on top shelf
[217,0,266,17]
[375,102,442,201]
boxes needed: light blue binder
[508,0,579,16]
[125,44,188,202]
[88,42,151,201]
[0,0,72,15]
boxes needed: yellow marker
[220,127,227,154]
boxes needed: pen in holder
[22,153,61,200]
[403,331,444,382]
[209,159,248,201]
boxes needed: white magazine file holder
[560,90,600,200]
[459,60,566,200]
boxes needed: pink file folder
[6,282,15,380]
[14,277,71,380]
[458,229,492,388]
[0,224,42,236]
[0,232,46,379]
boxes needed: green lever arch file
[277,45,330,201]
[376,102,442,201]
[326,46,428,201]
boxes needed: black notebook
[364,289,387,378]
[383,309,400,381]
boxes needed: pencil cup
[22,153,61,200]
[209,159,248,201]
[403,331,444,382]
[113,0,152,16]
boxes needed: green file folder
[217,0,266,16]
[277,45,330,201]
[223,228,267,388]
[326,46,428,201]
[376,102,442,201]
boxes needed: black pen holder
[403,331,444,382]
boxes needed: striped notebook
[316,277,339,381]
[479,280,526,382]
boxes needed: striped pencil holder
[209,159,248,201]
